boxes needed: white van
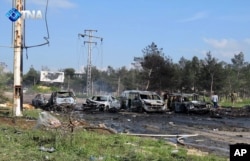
[120,90,167,112]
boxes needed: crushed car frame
[120,90,167,113]
[46,91,76,112]
[167,93,212,114]
[32,93,48,108]
[84,95,121,112]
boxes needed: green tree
[200,52,221,94]
[231,52,247,91]
[141,42,165,90]
[191,56,201,92]
[178,57,193,92]
[175,56,202,93]
[23,66,40,86]
[161,56,175,91]
[0,63,10,102]
[63,68,75,79]
[241,63,250,97]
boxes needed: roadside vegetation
[0,109,227,161]
[202,96,250,108]
[219,98,250,108]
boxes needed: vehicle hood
[87,99,109,106]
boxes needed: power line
[78,30,103,96]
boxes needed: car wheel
[180,104,187,113]
[99,105,105,112]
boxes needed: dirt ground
[73,110,250,157]
[2,93,250,158]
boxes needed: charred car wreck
[120,90,167,113]
[45,91,76,112]
[84,95,121,112]
[167,93,211,114]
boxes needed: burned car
[120,90,167,112]
[32,93,48,108]
[167,93,211,113]
[46,91,76,112]
[84,95,121,112]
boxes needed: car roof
[122,90,158,95]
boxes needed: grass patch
[219,98,250,108]
[0,110,228,161]
[22,108,41,119]
[0,127,227,161]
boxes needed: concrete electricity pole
[13,0,24,116]
[78,30,103,96]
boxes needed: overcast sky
[1,0,250,73]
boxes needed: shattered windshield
[57,92,74,98]
[140,94,151,99]
[140,94,161,100]
[152,94,161,100]
[92,96,108,102]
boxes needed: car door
[110,96,120,109]
[130,93,141,109]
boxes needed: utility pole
[13,0,24,116]
[78,30,103,96]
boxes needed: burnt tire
[99,105,105,112]
[108,108,118,113]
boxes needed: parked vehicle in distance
[32,93,48,108]
[120,90,167,112]
[167,93,211,113]
[84,95,121,112]
[46,91,76,112]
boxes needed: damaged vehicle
[120,90,167,113]
[32,93,48,108]
[46,91,76,112]
[167,93,211,114]
[84,95,121,112]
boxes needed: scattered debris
[89,155,104,161]
[23,104,35,110]
[171,149,179,154]
[83,123,117,134]
[0,102,33,110]
[39,146,55,153]
[169,122,175,126]
[0,102,12,108]
[35,111,61,129]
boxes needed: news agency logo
[5,8,21,21]
[230,143,250,161]
[6,8,42,22]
